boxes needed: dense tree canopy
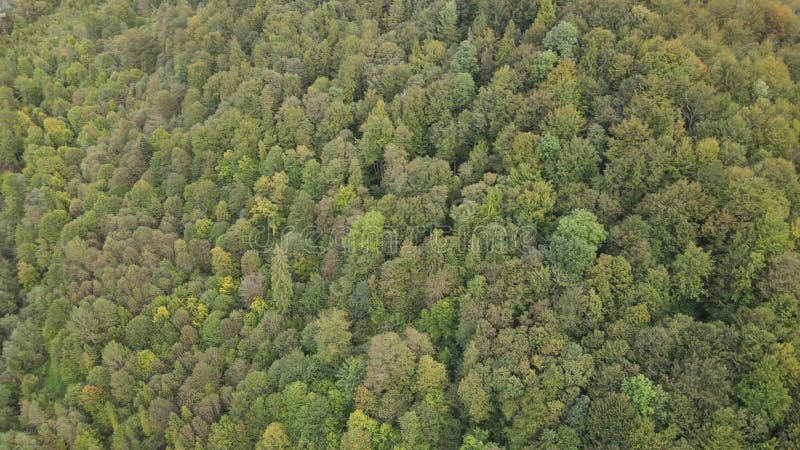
[3,0,800,448]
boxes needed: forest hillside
[3,0,800,448]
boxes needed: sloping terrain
[2,0,800,448]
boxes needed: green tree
[308,309,352,367]
[257,423,291,450]
[543,21,579,60]
[271,246,293,315]
[546,209,607,278]
[360,331,421,421]
[452,40,478,75]
[737,359,792,429]
[529,0,556,40]
[437,0,459,44]
[208,416,249,450]
[377,241,423,322]
[671,243,713,303]
[359,100,394,169]
[344,211,387,279]
[117,27,159,72]
[586,393,637,448]
[458,371,491,423]
[453,72,477,110]
[621,374,667,416]
[341,409,394,450]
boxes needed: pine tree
[359,100,393,168]
[387,0,407,29]
[437,0,459,44]
[271,245,293,315]
[451,40,478,75]
[496,21,518,66]
[529,0,556,41]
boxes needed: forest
[3,0,800,448]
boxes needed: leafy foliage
[2,0,800,448]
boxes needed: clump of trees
[2,0,800,448]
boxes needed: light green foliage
[451,40,478,75]
[547,209,607,277]
[341,409,394,450]
[271,246,293,315]
[3,1,800,449]
[308,309,352,366]
[737,360,792,429]
[530,0,556,40]
[671,244,713,302]
[359,100,393,168]
[453,72,476,109]
[208,415,249,450]
[621,374,667,416]
[527,50,558,85]
[543,21,579,60]
[257,422,291,450]
[537,133,561,180]
[343,211,386,278]
[437,0,459,44]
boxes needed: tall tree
[271,245,293,315]
[546,209,607,278]
[529,0,556,40]
[437,0,459,44]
